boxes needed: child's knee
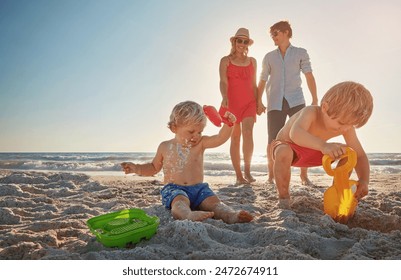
[171,196,190,209]
[274,145,293,164]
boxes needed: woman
[219,28,257,184]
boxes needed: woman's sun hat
[230,27,254,45]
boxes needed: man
[257,20,318,185]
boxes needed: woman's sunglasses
[236,38,250,45]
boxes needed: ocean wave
[0,152,400,175]
[0,160,122,172]
[369,159,401,166]
[204,162,267,173]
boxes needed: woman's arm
[251,57,258,100]
[219,56,229,108]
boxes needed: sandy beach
[0,169,400,260]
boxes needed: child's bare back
[271,81,373,204]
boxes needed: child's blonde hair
[321,81,373,128]
[167,101,206,129]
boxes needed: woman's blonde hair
[167,101,206,129]
[321,81,373,128]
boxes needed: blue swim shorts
[160,183,216,210]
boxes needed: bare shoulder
[290,105,320,126]
[300,105,320,117]
[157,139,174,153]
[220,56,230,65]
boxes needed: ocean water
[0,152,400,177]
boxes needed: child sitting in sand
[270,81,373,208]
[121,101,253,224]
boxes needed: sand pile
[1,170,400,260]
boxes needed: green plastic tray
[87,208,159,248]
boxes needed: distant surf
[0,152,400,176]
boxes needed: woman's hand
[257,101,266,115]
[221,97,228,108]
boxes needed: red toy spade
[203,105,233,127]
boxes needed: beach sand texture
[0,170,400,260]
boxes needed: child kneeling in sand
[271,81,373,208]
[121,101,253,224]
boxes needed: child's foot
[236,210,254,223]
[186,211,214,222]
[225,210,253,224]
[212,203,253,224]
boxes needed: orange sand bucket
[323,147,358,223]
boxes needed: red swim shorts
[270,140,324,167]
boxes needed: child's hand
[223,111,236,125]
[355,180,368,200]
[121,162,137,174]
[321,142,347,159]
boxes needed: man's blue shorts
[160,183,216,210]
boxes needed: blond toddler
[121,101,253,223]
[270,81,373,207]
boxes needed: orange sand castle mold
[323,147,358,224]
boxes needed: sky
[1,0,400,154]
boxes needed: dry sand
[0,169,400,260]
